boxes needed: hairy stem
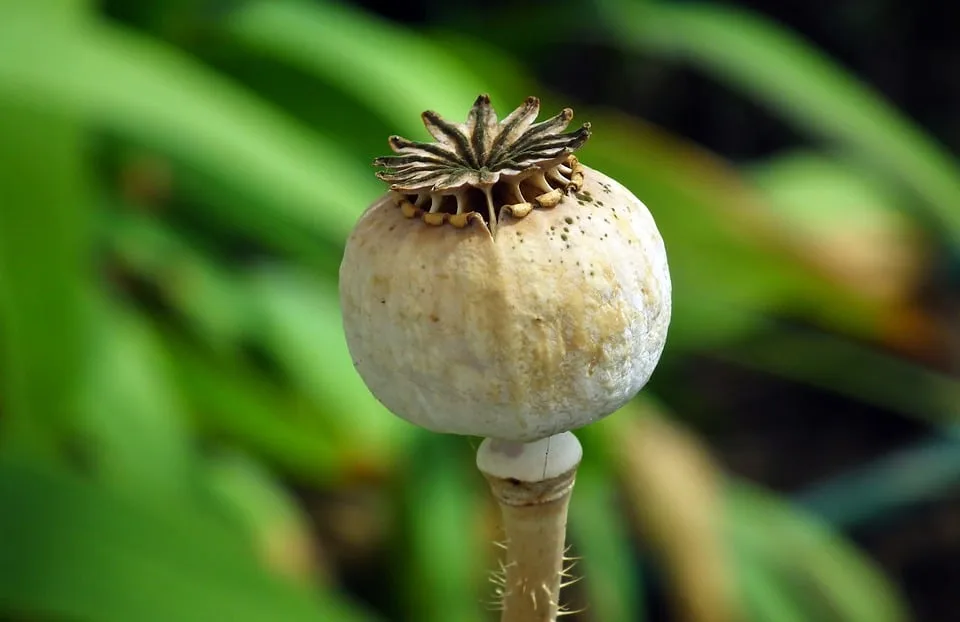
[477,433,582,622]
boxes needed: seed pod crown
[374,95,592,232]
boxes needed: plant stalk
[477,434,582,622]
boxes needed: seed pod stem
[477,433,582,622]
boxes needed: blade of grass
[603,407,743,622]
[162,159,352,271]
[567,456,644,622]
[104,213,408,469]
[9,0,91,21]
[203,450,328,584]
[734,544,812,622]
[0,102,91,459]
[747,151,922,280]
[0,11,378,244]
[245,266,413,454]
[103,209,255,354]
[727,481,910,622]
[223,0,505,136]
[163,333,349,484]
[717,326,960,427]
[0,455,376,622]
[76,299,197,498]
[597,0,960,244]
[795,428,960,528]
[399,434,485,622]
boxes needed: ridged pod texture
[339,165,671,442]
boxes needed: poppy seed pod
[339,95,671,442]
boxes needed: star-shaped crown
[374,95,591,193]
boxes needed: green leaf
[718,327,960,427]
[203,450,323,583]
[104,215,402,476]
[225,0,505,137]
[796,430,960,528]
[598,0,960,244]
[8,0,91,22]
[75,301,198,498]
[735,555,808,622]
[104,210,254,354]
[727,481,910,622]
[0,455,377,622]
[399,434,485,622]
[0,101,91,458]
[245,266,413,453]
[0,10,378,244]
[163,334,346,484]
[568,458,644,622]
[746,151,907,230]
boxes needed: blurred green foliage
[1,0,958,621]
